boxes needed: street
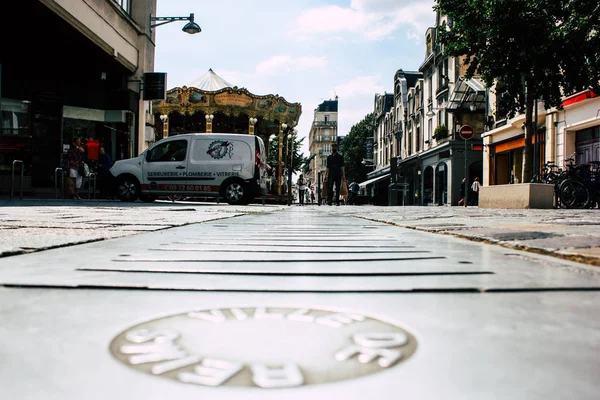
[1,200,600,399]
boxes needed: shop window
[1,99,30,137]
[0,98,32,174]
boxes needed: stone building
[1,0,159,194]
[308,98,339,190]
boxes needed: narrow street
[1,203,599,399]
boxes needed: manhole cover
[109,306,417,388]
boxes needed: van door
[141,138,189,195]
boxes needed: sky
[154,0,437,156]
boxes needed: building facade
[1,0,158,194]
[483,90,600,187]
[367,11,487,207]
[308,98,338,189]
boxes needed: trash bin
[388,183,408,206]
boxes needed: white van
[110,133,268,205]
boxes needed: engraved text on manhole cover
[109,307,417,388]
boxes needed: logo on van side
[207,141,233,159]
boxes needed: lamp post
[278,123,287,195]
[159,114,168,138]
[150,13,201,34]
[205,114,214,133]
[248,117,258,135]
[287,128,296,206]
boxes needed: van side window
[146,140,187,162]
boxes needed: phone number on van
[162,185,215,192]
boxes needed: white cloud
[256,55,327,75]
[293,1,434,41]
[334,76,385,99]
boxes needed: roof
[317,99,338,112]
[186,68,233,91]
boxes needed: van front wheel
[117,176,140,202]
[223,180,247,205]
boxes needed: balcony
[313,121,337,127]
[311,135,337,143]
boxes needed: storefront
[0,0,142,194]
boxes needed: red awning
[561,90,597,107]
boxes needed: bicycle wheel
[559,179,590,209]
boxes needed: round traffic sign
[459,125,474,140]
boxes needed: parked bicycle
[531,153,600,209]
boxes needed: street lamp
[287,128,296,206]
[205,114,214,133]
[248,117,258,135]
[150,13,201,34]
[159,114,168,138]
[278,123,287,195]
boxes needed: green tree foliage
[339,113,376,183]
[436,0,600,182]
[267,132,307,175]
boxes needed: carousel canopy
[186,68,233,91]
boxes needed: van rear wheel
[223,180,247,205]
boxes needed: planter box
[478,183,554,209]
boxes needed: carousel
[152,69,302,196]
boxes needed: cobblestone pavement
[1,200,599,399]
[2,199,600,267]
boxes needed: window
[147,140,187,162]
[324,115,329,123]
[428,119,433,141]
[112,0,131,14]
[1,99,31,136]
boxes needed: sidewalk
[1,198,600,267]
[318,205,600,267]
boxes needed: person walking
[97,146,114,199]
[471,176,481,205]
[349,181,359,205]
[325,143,346,206]
[67,137,85,199]
[458,177,466,206]
[297,174,307,206]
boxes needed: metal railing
[55,168,64,199]
[10,160,24,199]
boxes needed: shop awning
[359,173,391,188]
[446,77,486,111]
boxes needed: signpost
[459,125,474,207]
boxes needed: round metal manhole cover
[109,306,417,389]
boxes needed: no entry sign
[459,125,474,140]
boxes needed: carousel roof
[186,68,233,91]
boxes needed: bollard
[55,168,64,199]
[87,173,97,199]
[10,160,24,200]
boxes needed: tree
[267,132,307,175]
[339,113,376,183]
[436,0,600,183]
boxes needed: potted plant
[433,124,448,140]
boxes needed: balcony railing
[313,121,337,127]
[311,136,337,143]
